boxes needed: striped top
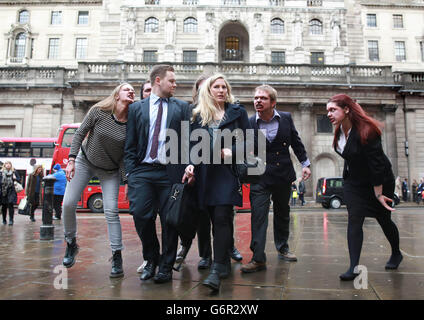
[69,106,127,182]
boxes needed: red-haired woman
[326,94,402,281]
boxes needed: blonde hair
[192,74,235,127]
[1,161,14,171]
[90,82,133,114]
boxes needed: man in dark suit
[241,85,311,273]
[124,65,192,283]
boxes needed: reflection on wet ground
[1,207,423,300]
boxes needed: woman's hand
[376,194,395,212]
[182,165,195,185]
[65,160,75,182]
[221,148,232,159]
[374,185,395,212]
[124,184,128,201]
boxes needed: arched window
[223,36,242,61]
[14,33,26,60]
[309,19,323,35]
[144,17,159,33]
[270,18,284,34]
[183,17,197,33]
[18,10,29,24]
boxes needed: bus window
[62,128,77,148]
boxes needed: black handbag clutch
[231,156,265,184]
[165,183,198,241]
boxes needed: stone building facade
[1,0,424,196]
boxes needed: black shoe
[339,270,359,281]
[63,238,79,268]
[53,216,61,220]
[110,250,124,278]
[230,247,243,262]
[30,216,36,222]
[385,253,403,270]
[2,220,6,225]
[175,245,189,264]
[198,257,212,270]
[202,270,221,291]
[153,271,172,284]
[140,261,157,280]
[8,220,13,226]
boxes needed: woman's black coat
[335,127,395,217]
[190,103,251,209]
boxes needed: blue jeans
[62,153,123,252]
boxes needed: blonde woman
[183,74,251,291]
[1,161,21,225]
[62,83,135,278]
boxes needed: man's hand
[302,167,311,181]
[182,165,195,185]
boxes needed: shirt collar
[150,92,168,105]
[256,109,280,123]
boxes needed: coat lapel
[218,103,240,129]
[141,97,150,139]
[166,98,175,129]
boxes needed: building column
[72,101,88,123]
[298,102,313,197]
[382,104,398,175]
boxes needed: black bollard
[40,174,56,240]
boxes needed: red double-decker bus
[51,123,251,212]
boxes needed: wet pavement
[1,205,424,300]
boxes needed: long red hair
[328,94,383,147]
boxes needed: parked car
[316,177,400,209]
[316,177,345,209]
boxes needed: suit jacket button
[276,152,280,155]
[283,142,286,146]
[277,163,280,166]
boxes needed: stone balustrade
[1,63,423,90]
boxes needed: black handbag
[165,183,198,241]
[231,155,265,184]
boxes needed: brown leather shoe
[278,250,297,262]
[240,260,267,273]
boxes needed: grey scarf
[1,170,14,196]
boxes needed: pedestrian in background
[291,182,298,206]
[52,164,67,220]
[298,179,306,206]
[1,161,21,225]
[62,82,135,278]
[412,179,418,203]
[402,178,409,202]
[26,164,43,222]
[327,93,402,281]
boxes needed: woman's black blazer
[335,126,394,187]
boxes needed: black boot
[63,238,79,268]
[110,250,124,278]
[202,262,230,291]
